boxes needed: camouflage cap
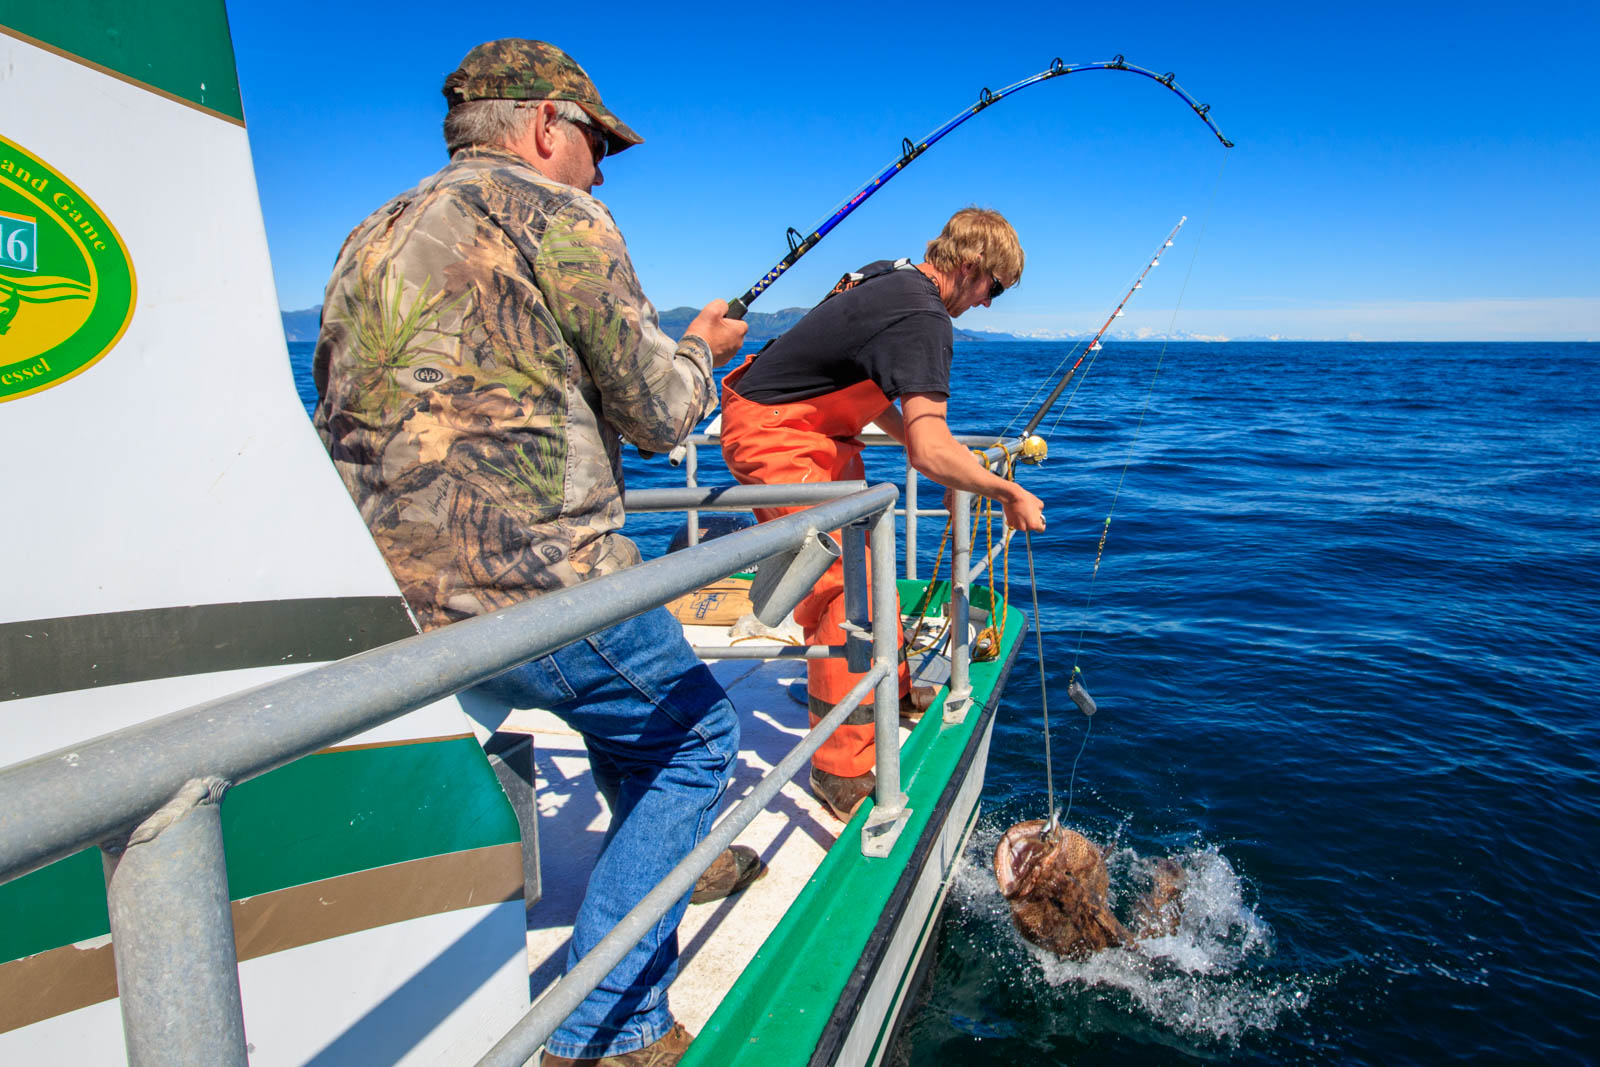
[442,39,644,155]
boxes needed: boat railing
[674,431,1021,583]
[0,467,1019,1067]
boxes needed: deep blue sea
[290,339,1600,1065]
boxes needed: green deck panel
[0,734,519,964]
[683,581,1022,1066]
[1,0,243,121]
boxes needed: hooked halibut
[993,820,1185,959]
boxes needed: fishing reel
[1017,434,1049,465]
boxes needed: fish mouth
[993,818,1052,897]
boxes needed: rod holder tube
[102,779,247,1067]
[749,529,842,627]
[841,523,872,672]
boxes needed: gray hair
[444,97,590,154]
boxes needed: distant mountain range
[655,306,1028,343]
[279,305,1027,344]
[280,305,1268,344]
[281,306,323,342]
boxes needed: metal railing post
[944,490,974,724]
[684,441,700,546]
[101,778,247,1067]
[904,455,918,580]
[862,502,911,857]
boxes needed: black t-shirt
[734,261,953,405]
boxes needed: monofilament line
[1023,529,1057,833]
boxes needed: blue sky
[230,1,1598,341]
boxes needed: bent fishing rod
[724,56,1231,321]
[666,56,1230,464]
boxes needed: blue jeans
[472,606,739,1059]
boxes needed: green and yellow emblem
[1,134,136,402]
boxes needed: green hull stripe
[1,596,417,701]
[684,582,1023,1066]
[0,0,243,123]
[0,735,519,964]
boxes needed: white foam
[953,820,1320,1044]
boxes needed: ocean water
[289,340,1600,1064]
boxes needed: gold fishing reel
[1017,434,1049,465]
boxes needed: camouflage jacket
[313,146,716,630]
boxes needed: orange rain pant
[720,358,909,778]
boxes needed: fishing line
[996,340,1087,443]
[1065,151,1228,683]
[1022,529,1057,832]
[1061,713,1093,825]
[1044,155,1232,825]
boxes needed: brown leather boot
[542,1022,694,1067]
[690,845,767,905]
[809,766,876,822]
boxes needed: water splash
[953,821,1319,1046]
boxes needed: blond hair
[924,207,1024,287]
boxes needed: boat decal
[0,134,135,402]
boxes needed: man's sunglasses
[987,273,1006,301]
[567,118,608,165]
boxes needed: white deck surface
[499,620,918,1035]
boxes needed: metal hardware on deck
[841,522,873,672]
[749,528,841,626]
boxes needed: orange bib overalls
[720,356,910,778]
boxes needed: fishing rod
[723,57,1232,320]
[1016,215,1188,441]
[668,59,1229,464]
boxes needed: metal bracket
[861,799,912,857]
[942,689,973,725]
[838,620,874,672]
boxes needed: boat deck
[482,571,1026,1066]
[501,618,920,1037]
